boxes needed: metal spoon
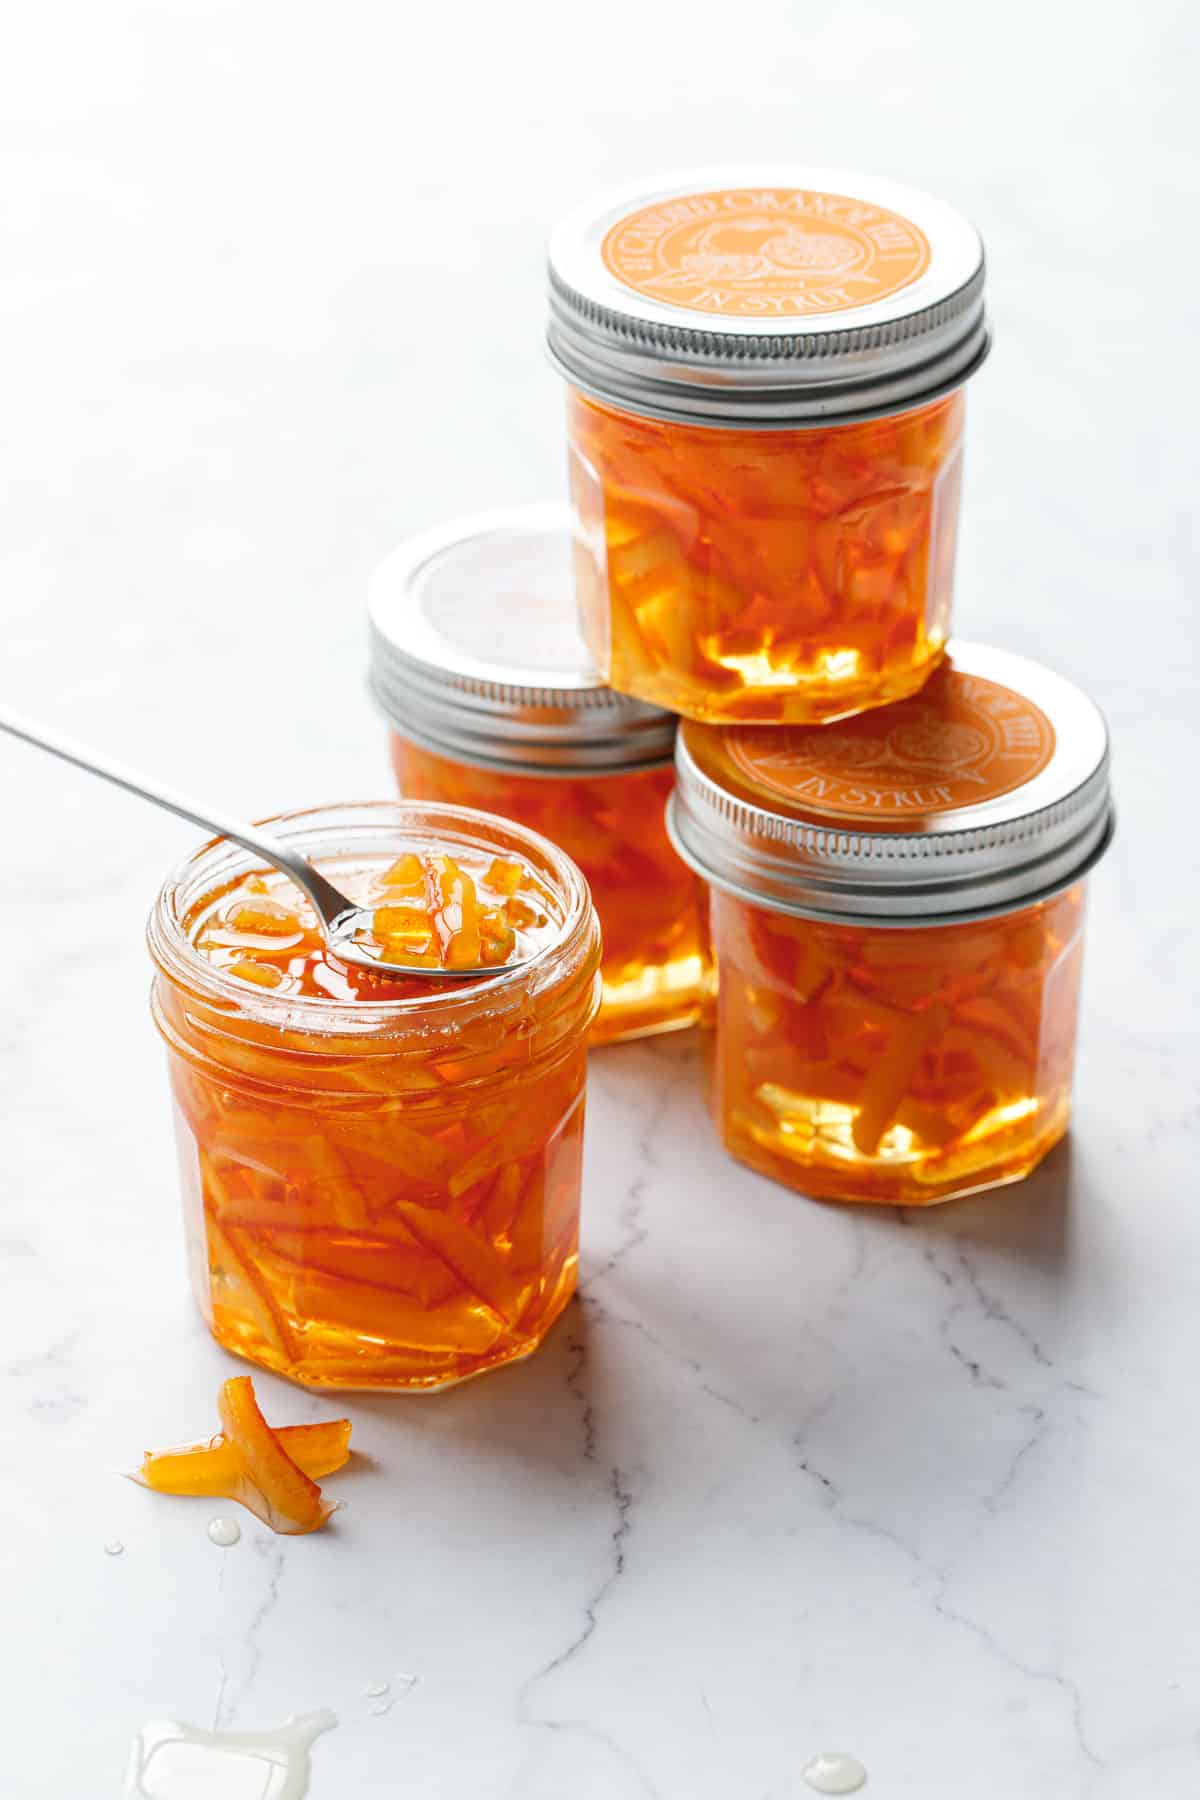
[0,704,527,980]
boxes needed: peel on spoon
[0,704,531,980]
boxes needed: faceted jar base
[721,1098,1071,1208]
[201,1259,579,1392]
[614,638,947,727]
[590,951,713,1046]
[708,882,1087,1209]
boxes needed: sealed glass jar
[369,504,711,1044]
[668,645,1114,1204]
[148,800,601,1390]
[548,169,989,724]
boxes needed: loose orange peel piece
[137,1419,352,1496]
[217,1377,336,1534]
[134,1378,349,1535]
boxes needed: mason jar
[667,645,1114,1205]
[148,800,601,1389]
[548,169,989,725]
[369,505,711,1044]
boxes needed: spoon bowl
[323,901,529,982]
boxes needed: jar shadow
[334,1299,601,1474]
[891,1133,1078,1277]
[339,1125,1086,1475]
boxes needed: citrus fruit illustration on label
[602,187,931,318]
[726,667,1056,818]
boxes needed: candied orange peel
[568,388,965,724]
[194,848,552,999]
[164,840,594,1388]
[134,1376,350,1534]
[355,851,519,971]
[712,884,1086,1205]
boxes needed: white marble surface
[1,3,1198,1795]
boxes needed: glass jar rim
[147,799,598,1036]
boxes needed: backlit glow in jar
[369,505,712,1045]
[668,645,1113,1205]
[548,169,988,725]
[148,802,601,1390]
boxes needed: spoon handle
[0,703,352,924]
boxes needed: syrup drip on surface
[125,1709,336,1799]
[802,1750,868,1794]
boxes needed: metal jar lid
[368,504,676,776]
[667,643,1114,926]
[547,166,989,428]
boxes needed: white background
[1,4,1197,1796]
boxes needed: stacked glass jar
[538,166,1115,1207]
[368,505,712,1046]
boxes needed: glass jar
[548,170,989,725]
[148,801,601,1390]
[369,504,711,1044]
[668,645,1114,1205]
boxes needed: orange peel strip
[216,1375,336,1535]
[136,1420,352,1496]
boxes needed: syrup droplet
[207,1517,241,1548]
[125,1709,336,1798]
[368,1701,390,1717]
[802,1751,868,1794]
[105,1540,125,1557]
[363,1681,389,1699]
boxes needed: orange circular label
[725,668,1056,820]
[601,187,931,319]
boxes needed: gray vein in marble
[586,1288,767,1427]
[590,1295,702,1379]
[699,1380,763,1424]
[5,1329,81,1382]
[563,1304,597,1464]
[914,1233,1056,1395]
[929,1589,1104,1771]
[532,1464,632,1684]
[582,1044,694,1290]
[513,1462,654,1799]
[948,1242,1053,1369]
[520,1717,663,1800]
[791,1397,1105,1772]
[983,1403,1049,1514]
[216,1533,286,1726]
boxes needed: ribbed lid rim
[547,166,989,426]
[367,505,677,774]
[668,642,1114,924]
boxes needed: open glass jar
[148,801,601,1390]
[369,505,711,1044]
[548,169,989,724]
[668,645,1114,1205]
